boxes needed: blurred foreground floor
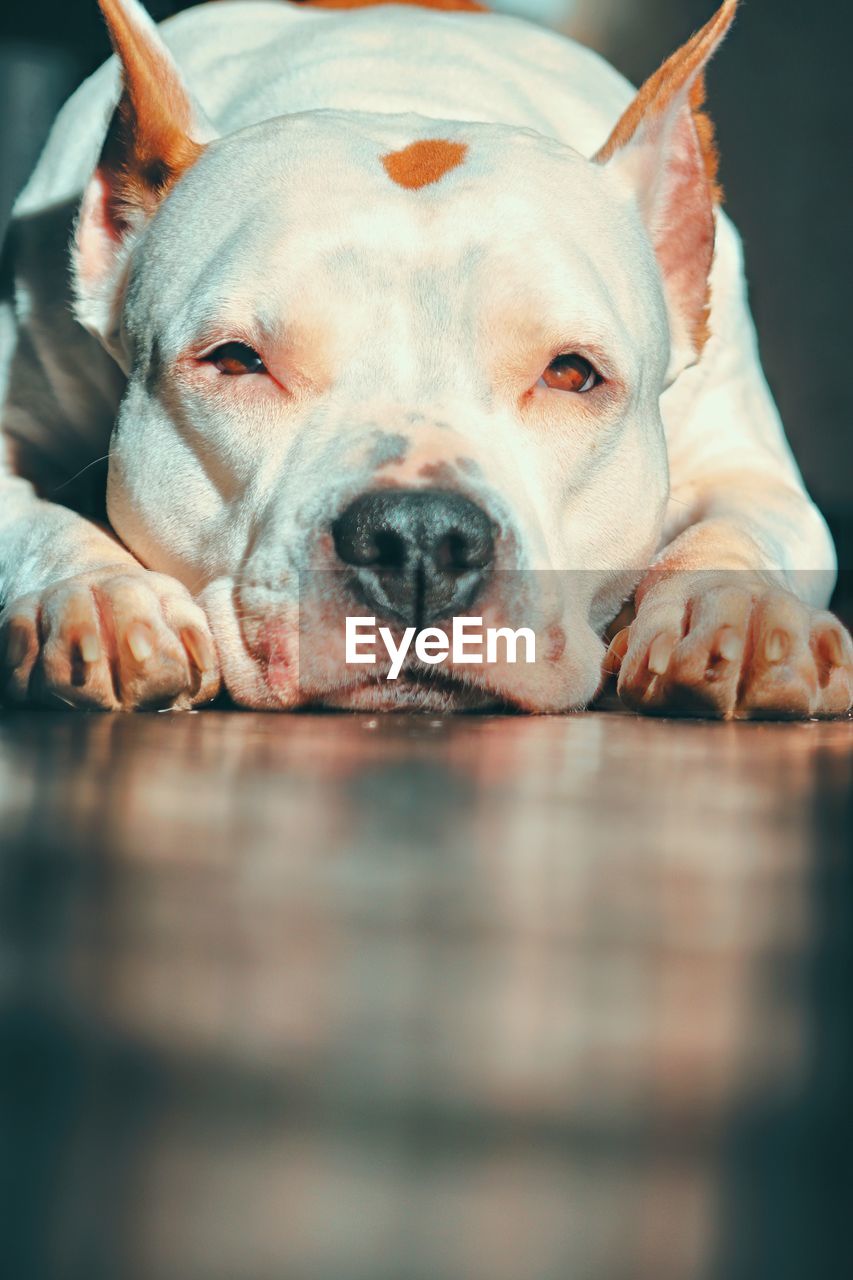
[0,709,851,1280]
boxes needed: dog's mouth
[208,575,603,714]
[306,666,513,713]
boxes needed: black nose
[332,488,495,625]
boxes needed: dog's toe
[1,603,42,704]
[37,578,119,708]
[809,617,853,715]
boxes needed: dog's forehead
[164,110,618,240]
[134,110,658,349]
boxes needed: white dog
[0,0,850,715]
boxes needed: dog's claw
[714,626,742,663]
[78,627,102,664]
[182,624,215,675]
[819,628,845,668]
[605,627,631,674]
[647,632,677,676]
[126,621,154,663]
[764,629,788,665]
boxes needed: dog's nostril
[439,527,493,572]
[372,529,408,569]
[332,516,407,568]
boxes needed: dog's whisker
[51,452,114,495]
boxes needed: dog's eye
[541,354,600,393]
[205,342,266,376]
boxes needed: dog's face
[105,114,672,709]
[75,0,734,710]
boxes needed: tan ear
[74,0,213,352]
[594,0,737,377]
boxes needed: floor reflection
[0,711,850,1279]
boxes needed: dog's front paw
[0,567,220,710]
[609,577,852,720]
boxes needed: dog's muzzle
[331,488,495,627]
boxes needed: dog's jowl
[0,0,850,715]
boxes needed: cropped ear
[74,0,214,354]
[594,0,737,378]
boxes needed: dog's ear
[594,0,737,376]
[74,0,214,354]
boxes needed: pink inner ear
[75,172,123,292]
[644,104,718,355]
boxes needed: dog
[0,0,850,715]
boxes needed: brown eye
[206,342,266,376]
[541,353,600,393]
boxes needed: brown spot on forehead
[382,139,468,191]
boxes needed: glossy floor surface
[1,708,851,1280]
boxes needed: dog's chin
[309,670,510,713]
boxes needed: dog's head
[73,0,736,710]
